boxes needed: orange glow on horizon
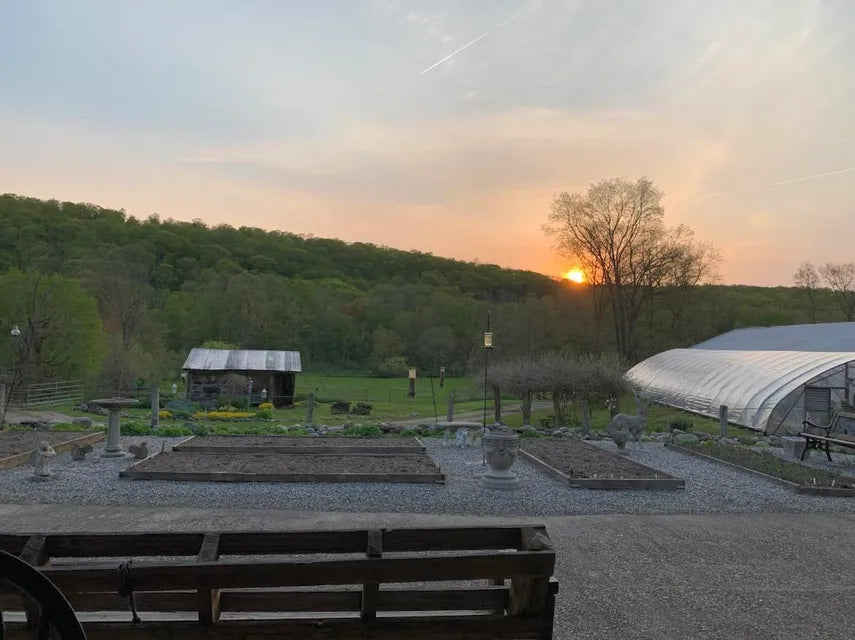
[563,268,586,284]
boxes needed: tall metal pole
[483,312,490,428]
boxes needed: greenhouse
[627,348,855,435]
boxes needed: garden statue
[71,443,93,461]
[128,442,149,460]
[606,394,649,450]
[480,425,520,489]
[455,427,468,448]
[32,441,57,477]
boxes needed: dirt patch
[178,436,420,448]
[522,439,670,479]
[0,431,98,459]
[122,451,444,483]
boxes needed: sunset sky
[1,1,853,286]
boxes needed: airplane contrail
[770,166,855,186]
[420,11,525,75]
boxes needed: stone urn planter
[480,428,520,490]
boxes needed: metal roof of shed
[693,322,855,352]
[182,348,301,373]
[626,348,855,432]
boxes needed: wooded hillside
[0,193,847,386]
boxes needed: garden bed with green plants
[667,441,855,496]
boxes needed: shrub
[258,402,274,411]
[331,402,351,415]
[342,425,382,437]
[519,426,538,438]
[121,422,152,436]
[399,428,419,437]
[374,356,409,378]
[254,409,273,420]
[669,418,694,432]
[158,410,173,419]
[189,423,212,436]
[192,410,252,421]
[351,402,372,416]
[155,425,193,437]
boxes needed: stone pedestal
[782,436,808,460]
[480,430,520,490]
[92,398,138,458]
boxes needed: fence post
[719,405,728,438]
[150,382,160,429]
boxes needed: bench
[799,413,855,461]
[0,525,558,639]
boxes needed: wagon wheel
[0,550,86,640]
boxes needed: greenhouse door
[804,387,831,425]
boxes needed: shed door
[804,387,831,425]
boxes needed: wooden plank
[219,530,367,555]
[383,526,523,552]
[0,587,512,615]
[197,533,221,624]
[0,534,29,556]
[361,529,382,621]
[219,589,360,613]
[120,470,445,484]
[40,552,555,592]
[47,533,205,558]
[19,535,48,634]
[508,528,553,617]
[3,615,543,640]
[0,592,198,613]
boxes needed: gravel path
[0,437,854,515]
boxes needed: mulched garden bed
[521,438,684,490]
[668,442,855,496]
[0,431,104,470]
[120,451,444,483]
[173,435,424,455]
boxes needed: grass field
[37,373,753,439]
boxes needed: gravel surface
[0,437,854,515]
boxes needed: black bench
[799,417,855,461]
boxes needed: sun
[564,268,586,284]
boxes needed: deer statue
[606,393,649,450]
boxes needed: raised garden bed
[120,451,445,483]
[0,431,104,470]
[520,438,684,490]
[173,435,425,455]
[667,442,855,497]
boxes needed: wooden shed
[182,348,302,408]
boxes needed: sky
[1,0,853,286]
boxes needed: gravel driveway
[0,437,853,516]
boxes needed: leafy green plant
[342,425,382,437]
[669,418,694,432]
[254,409,273,420]
[155,425,193,437]
[121,422,152,436]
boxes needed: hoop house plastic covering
[626,349,855,433]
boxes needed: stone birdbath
[480,426,521,490]
[91,397,138,458]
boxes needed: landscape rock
[72,416,93,429]
[71,444,93,461]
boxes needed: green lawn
[40,375,752,438]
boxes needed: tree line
[0,186,852,393]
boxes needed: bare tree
[793,261,821,323]
[818,262,855,321]
[545,177,717,361]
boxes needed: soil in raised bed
[684,442,855,488]
[126,451,441,475]
[176,436,421,449]
[0,431,98,459]
[522,438,671,479]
